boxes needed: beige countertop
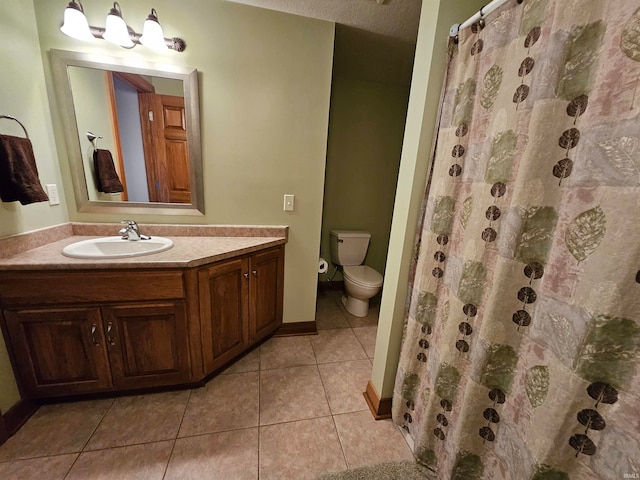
[0,223,288,271]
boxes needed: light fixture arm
[66,0,85,13]
[147,8,159,23]
[87,26,187,51]
[108,1,123,18]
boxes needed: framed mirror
[50,49,204,215]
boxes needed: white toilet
[330,230,383,317]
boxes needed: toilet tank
[330,230,371,266]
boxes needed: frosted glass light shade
[140,15,168,50]
[103,9,134,47]
[60,5,94,41]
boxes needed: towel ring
[0,115,29,139]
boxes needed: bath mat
[316,460,435,480]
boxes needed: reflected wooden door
[139,93,191,203]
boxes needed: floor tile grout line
[314,358,350,475]
[260,413,335,430]
[68,438,181,455]
[257,345,261,480]
[309,331,320,365]
[161,389,192,480]
[175,424,259,441]
[64,397,117,479]
[79,397,117,452]
[352,327,371,356]
[257,406,366,427]
[315,357,374,367]
[330,413,350,471]
[0,452,76,465]
[258,356,331,428]
[61,453,80,480]
[314,363,334,416]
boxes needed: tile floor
[0,290,414,479]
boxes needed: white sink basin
[62,236,173,259]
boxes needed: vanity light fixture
[60,0,186,52]
[102,2,134,48]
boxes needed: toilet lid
[343,265,383,287]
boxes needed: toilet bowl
[342,265,383,317]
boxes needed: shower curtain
[392,1,640,478]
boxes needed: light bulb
[140,9,168,51]
[102,2,134,48]
[60,1,94,41]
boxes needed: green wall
[32,0,335,331]
[0,2,69,238]
[371,0,488,399]
[0,0,70,413]
[151,77,184,97]
[320,76,408,281]
[67,67,122,202]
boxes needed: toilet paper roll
[318,257,328,274]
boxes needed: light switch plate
[46,184,60,205]
[283,194,295,211]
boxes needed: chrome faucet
[119,220,150,241]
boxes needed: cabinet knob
[106,322,116,346]
[252,270,257,276]
[91,324,100,346]
[243,272,249,279]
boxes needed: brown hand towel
[0,134,49,205]
[93,149,124,193]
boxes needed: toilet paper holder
[318,257,329,274]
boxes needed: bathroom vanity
[0,224,286,400]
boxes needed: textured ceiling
[225,0,422,86]
[225,0,422,43]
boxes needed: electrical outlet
[283,194,295,212]
[46,184,60,206]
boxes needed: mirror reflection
[69,67,189,204]
[50,49,203,215]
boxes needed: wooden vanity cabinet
[198,246,284,372]
[3,301,191,398]
[199,257,250,373]
[101,302,191,390]
[249,247,284,344]
[0,244,285,400]
[3,306,113,397]
[0,270,192,399]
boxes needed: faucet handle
[121,220,138,229]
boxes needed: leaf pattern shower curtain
[392,1,640,478]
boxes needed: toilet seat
[343,265,383,288]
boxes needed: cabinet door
[249,246,284,343]
[102,302,191,389]
[199,257,249,372]
[3,307,112,398]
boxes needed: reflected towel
[93,149,124,193]
[0,134,49,205]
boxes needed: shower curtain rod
[450,0,512,36]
